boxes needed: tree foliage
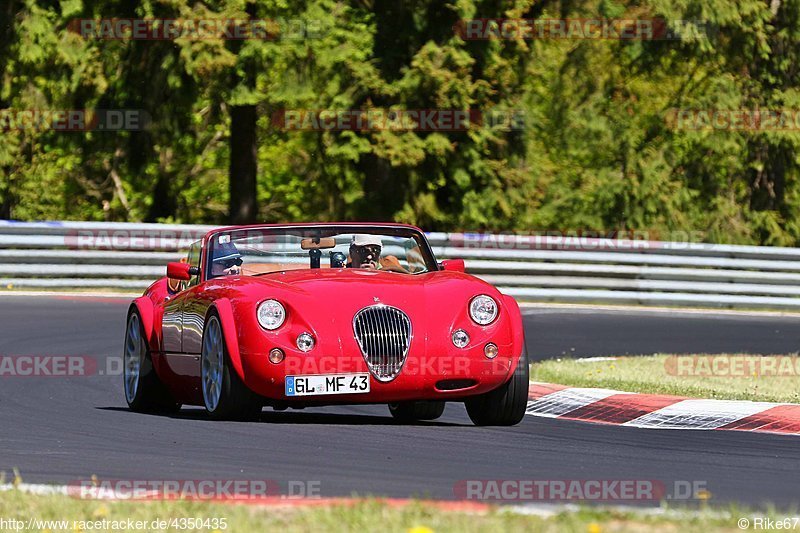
[1,0,799,244]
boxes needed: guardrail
[2,220,800,310]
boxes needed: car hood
[205,268,515,366]
[221,268,504,340]
[248,267,493,300]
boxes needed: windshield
[205,226,437,279]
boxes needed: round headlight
[469,295,498,325]
[257,300,286,330]
[452,329,470,349]
[296,332,315,353]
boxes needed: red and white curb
[527,383,800,435]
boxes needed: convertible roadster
[123,223,528,425]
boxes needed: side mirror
[440,259,466,273]
[167,262,195,281]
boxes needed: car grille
[353,305,412,382]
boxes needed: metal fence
[2,220,800,309]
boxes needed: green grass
[531,354,800,403]
[0,489,772,532]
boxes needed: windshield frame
[201,224,438,281]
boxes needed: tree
[2,0,800,245]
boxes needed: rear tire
[123,309,181,414]
[388,401,445,422]
[464,343,529,426]
[202,311,262,421]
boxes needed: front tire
[464,344,529,426]
[123,309,180,414]
[388,401,445,422]
[201,311,262,421]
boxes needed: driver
[348,234,383,269]
[211,241,243,276]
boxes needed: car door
[161,296,183,354]
[160,241,205,401]
[161,242,201,354]
[161,241,202,352]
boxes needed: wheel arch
[502,294,526,362]
[130,297,155,350]
[206,299,246,381]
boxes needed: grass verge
[0,489,771,532]
[531,354,800,403]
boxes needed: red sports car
[123,223,528,425]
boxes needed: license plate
[285,373,370,397]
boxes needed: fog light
[484,343,498,359]
[296,332,315,353]
[268,348,284,364]
[452,329,470,348]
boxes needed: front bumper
[238,343,518,403]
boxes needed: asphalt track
[1,295,799,508]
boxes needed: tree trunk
[146,173,177,222]
[228,104,257,224]
[0,171,11,219]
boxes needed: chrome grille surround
[352,305,412,382]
